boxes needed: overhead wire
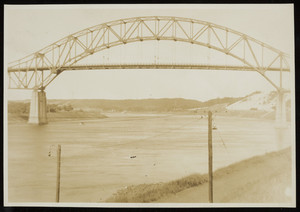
[100,114,201,148]
[92,111,229,152]
[212,116,228,152]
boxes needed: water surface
[7,113,291,203]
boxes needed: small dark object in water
[213,126,217,130]
[130,156,136,158]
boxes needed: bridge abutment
[275,91,287,128]
[28,89,48,125]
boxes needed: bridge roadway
[7,63,289,72]
[6,16,290,125]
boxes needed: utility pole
[208,111,213,203]
[56,144,61,203]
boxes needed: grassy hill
[47,97,242,112]
[7,97,242,123]
[7,97,243,114]
[8,93,290,121]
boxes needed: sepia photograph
[4,4,295,207]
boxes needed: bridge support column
[275,91,287,128]
[28,89,48,125]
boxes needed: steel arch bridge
[7,16,290,125]
[8,16,290,91]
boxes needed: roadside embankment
[106,147,293,203]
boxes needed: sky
[4,4,294,101]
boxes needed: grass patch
[106,173,208,203]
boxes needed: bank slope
[106,147,292,203]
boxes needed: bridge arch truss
[8,16,290,91]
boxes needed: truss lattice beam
[7,16,290,90]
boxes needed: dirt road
[155,148,293,204]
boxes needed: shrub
[64,104,73,111]
[8,102,30,113]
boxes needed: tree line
[8,102,73,114]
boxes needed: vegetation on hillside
[7,101,106,122]
[7,102,30,114]
[48,97,242,112]
[8,97,242,114]
[8,102,74,114]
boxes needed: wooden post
[208,111,213,203]
[56,144,61,203]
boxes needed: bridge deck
[8,64,289,72]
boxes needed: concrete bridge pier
[275,91,289,150]
[276,91,287,128]
[275,91,287,128]
[28,89,48,125]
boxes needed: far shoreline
[7,109,288,125]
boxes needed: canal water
[6,113,291,203]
